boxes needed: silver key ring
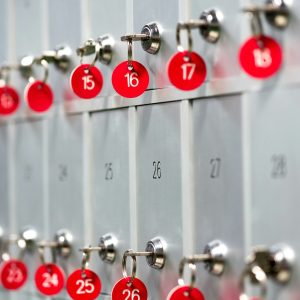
[178,257,197,291]
[239,265,267,300]
[176,23,193,54]
[122,249,137,286]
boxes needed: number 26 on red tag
[112,277,148,300]
[112,61,149,98]
[168,51,207,91]
[66,269,101,300]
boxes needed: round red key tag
[35,263,65,296]
[70,64,103,99]
[168,51,207,91]
[112,61,149,98]
[0,259,28,290]
[239,35,282,79]
[167,285,205,300]
[112,276,148,300]
[0,85,20,115]
[24,80,53,113]
[66,269,101,300]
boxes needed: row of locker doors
[0,86,300,299]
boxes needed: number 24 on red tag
[35,263,65,296]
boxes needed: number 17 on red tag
[168,51,207,91]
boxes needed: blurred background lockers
[0,0,300,299]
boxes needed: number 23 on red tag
[168,51,207,91]
[0,259,28,290]
[112,276,148,300]
[66,269,101,300]
[112,61,149,98]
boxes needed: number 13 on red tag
[168,51,207,91]
[112,61,149,98]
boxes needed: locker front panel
[90,108,131,295]
[248,87,300,299]
[48,113,85,299]
[193,95,245,299]
[14,119,45,297]
[136,102,183,300]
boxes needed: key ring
[178,257,197,292]
[33,59,49,84]
[122,249,138,286]
[38,241,59,268]
[80,246,94,278]
[239,264,267,300]
[77,39,101,73]
[176,23,193,56]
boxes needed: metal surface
[141,22,161,54]
[98,233,118,263]
[54,228,73,258]
[0,1,300,299]
[145,237,166,269]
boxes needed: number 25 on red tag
[112,61,149,98]
[66,269,101,300]
[168,51,207,91]
[112,277,148,300]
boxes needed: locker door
[193,95,245,299]
[136,102,183,300]
[0,124,9,299]
[247,87,300,299]
[48,113,85,299]
[14,119,46,298]
[90,108,131,294]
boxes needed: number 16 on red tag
[112,61,149,98]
